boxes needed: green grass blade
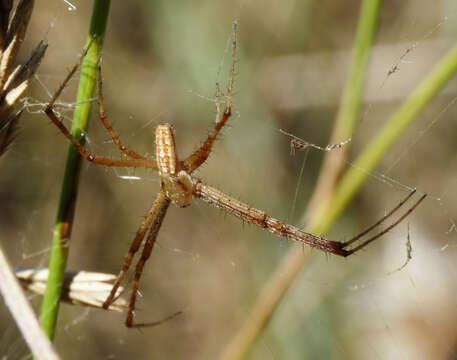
[304,0,382,225]
[334,0,382,139]
[39,0,111,341]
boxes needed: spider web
[1,1,457,359]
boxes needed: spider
[43,22,426,327]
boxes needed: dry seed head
[15,267,127,312]
[0,1,46,156]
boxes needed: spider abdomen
[156,124,178,176]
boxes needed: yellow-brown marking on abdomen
[155,124,179,176]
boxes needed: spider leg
[96,66,148,160]
[193,179,349,256]
[124,191,171,327]
[193,179,426,257]
[341,189,417,248]
[43,43,158,169]
[46,39,94,110]
[181,21,238,174]
[103,191,169,310]
[341,193,427,256]
[127,310,182,329]
[44,107,157,168]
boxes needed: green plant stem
[304,0,382,224]
[39,0,111,341]
[335,0,382,138]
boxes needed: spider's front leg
[339,190,427,256]
[45,104,157,168]
[193,181,426,257]
[181,20,238,174]
[43,42,158,169]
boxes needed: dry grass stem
[0,246,59,360]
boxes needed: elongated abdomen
[155,124,194,207]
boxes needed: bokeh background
[1,0,457,359]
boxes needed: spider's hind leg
[103,191,169,312]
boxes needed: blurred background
[1,0,457,359]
